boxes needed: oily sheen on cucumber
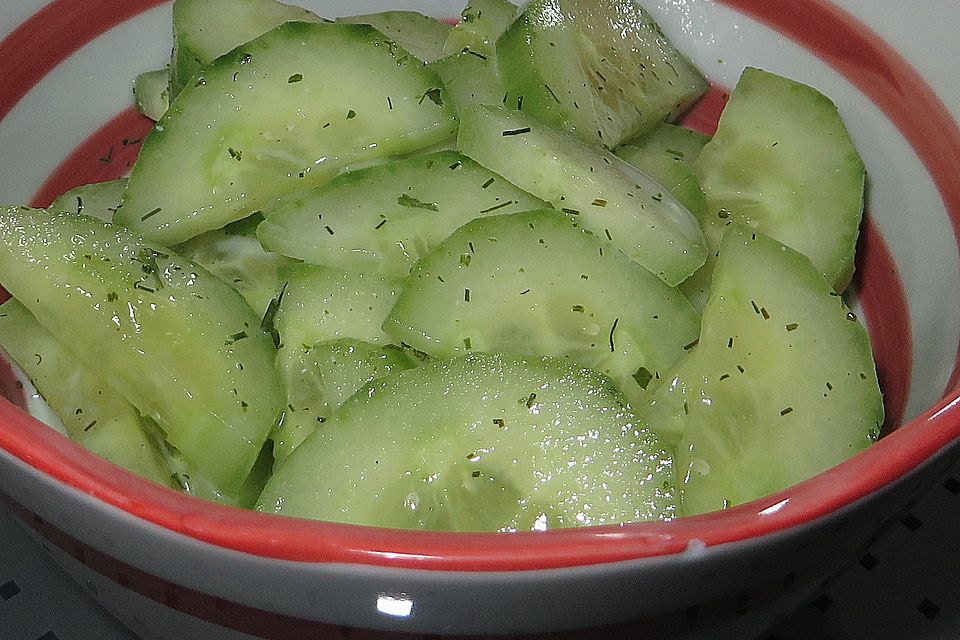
[258,351,675,531]
[642,225,882,516]
[384,210,699,397]
[119,21,458,246]
[0,208,283,494]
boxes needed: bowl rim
[0,0,959,573]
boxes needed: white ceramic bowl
[0,1,958,638]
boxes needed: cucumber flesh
[457,105,706,285]
[641,225,882,515]
[0,208,283,494]
[620,122,711,165]
[134,68,171,121]
[429,51,505,114]
[118,22,458,246]
[383,210,699,399]
[49,178,127,223]
[175,214,295,316]
[443,0,517,58]
[693,67,866,295]
[271,264,403,462]
[257,150,546,279]
[169,0,325,99]
[0,299,173,488]
[496,0,708,148]
[257,351,676,531]
[338,11,450,63]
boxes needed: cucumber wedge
[119,22,458,245]
[458,105,706,285]
[49,178,127,223]
[0,299,173,488]
[496,0,708,148]
[0,208,283,494]
[384,210,699,397]
[693,67,866,296]
[338,11,450,63]
[133,68,171,121]
[169,0,325,99]
[641,225,882,515]
[443,0,517,58]
[257,150,546,279]
[257,351,675,531]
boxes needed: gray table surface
[1,453,959,640]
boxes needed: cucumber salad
[0,0,883,531]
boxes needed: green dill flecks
[75,196,84,214]
[386,96,393,110]
[683,339,699,351]
[98,147,114,164]
[261,283,288,348]
[780,407,793,416]
[592,199,608,207]
[604,228,613,241]
[520,289,531,295]
[632,367,653,390]
[517,95,524,110]
[463,337,472,350]
[751,300,761,314]
[468,241,475,254]
[324,225,335,235]
[459,253,472,267]
[683,401,689,415]
[464,288,471,302]
[374,219,387,230]
[397,193,439,211]
[545,84,560,103]
[561,208,580,216]
[719,373,730,381]
[481,178,495,189]
[471,470,482,477]
[736,365,745,373]
[107,292,119,302]
[225,331,248,346]
[83,419,97,432]
[466,49,488,60]
[288,73,303,83]
[479,201,513,214]
[502,127,531,136]
[493,418,505,428]
[760,307,770,320]
[241,400,249,412]
[525,393,537,408]
[571,304,585,313]
[228,147,242,161]
[717,208,731,219]
[580,274,588,280]
[652,192,664,202]
[141,207,162,222]
[826,382,833,390]
[609,317,619,352]
[346,109,357,119]
[727,337,734,348]
[785,323,799,331]
[33,353,42,365]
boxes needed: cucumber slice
[0,208,283,494]
[270,264,403,462]
[175,214,294,316]
[49,178,127,223]
[311,339,418,410]
[693,67,866,294]
[0,299,173,488]
[169,0,325,99]
[257,351,675,531]
[496,0,708,148]
[383,210,699,397]
[133,68,171,121]
[257,150,545,279]
[443,0,517,57]
[118,22,458,246]
[429,51,505,113]
[338,11,450,63]
[642,225,882,515]
[620,122,711,165]
[457,105,706,285]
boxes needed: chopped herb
[75,196,84,214]
[581,274,588,280]
[480,201,513,214]
[140,207,162,222]
[107,292,119,302]
[572,305,585,313]
[387,96,393,110]
[719,373,730,381]
[786,323,799,331]
[228,147,242,161]
[374,219,387,230]
[683,401,689,415]
[545,84,560,103]
[652,193,663,202]
[98,147,114,164]
[463,337,472,350]
[517,95,524,110]
[683,339,699,351]
[225,331,248,345]
[84,420,97,432]
[241,401,249,412]
[760,307,770,320]
[525,393,538,408]
[261,283,288,348]
[502,127,531,136]
[288,73,303,83]
[561,208,581,216]
[592,199,608,207]
[520,289,531,295]
[632,367,653,390]
[780,407,793,416]
[481,178,495,189]
[464,288,471,302]
[727,337,734,348]
[493,418,505,428]
[346,109,357,119]
[324,225,335,235]
[751,300,761,314]
[472,470,482,477]
[466,49,488,60]
[736,365,745,373]
[468,241,475,254]
[609,317,619,352]
[459,254,472,267]
[717,209,731,219]
[397,193,439,211]
[604,228,613,241]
